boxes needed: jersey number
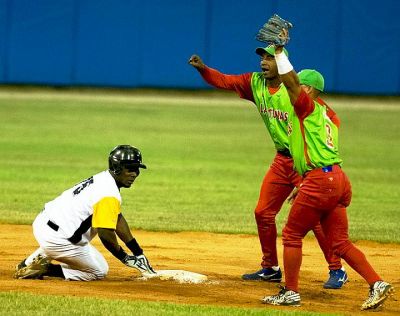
[73,177,94,196]
[325,124,334,148]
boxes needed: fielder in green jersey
[286,69,343,175]
[250,69,292,151]
[260,14,393,310]
[189,46,347,288]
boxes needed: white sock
[25,248,46,265]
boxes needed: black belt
[47,220,81,244]
[47,220,59,231]
[277,149,292,158]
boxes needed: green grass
[0,291,338,316]
[0,89,399,242]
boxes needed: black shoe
[242,267,282,282]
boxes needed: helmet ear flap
[109,156,122,175]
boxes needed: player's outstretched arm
[188,54,253,99]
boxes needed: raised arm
[255,15,314,118]
[274,46,302,105]
[188,54,254,101]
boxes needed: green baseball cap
[255,45,289,57]
[298,69,325,92]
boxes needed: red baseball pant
[255,153,341,270]
[282,165,381,292]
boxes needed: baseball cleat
[14,254,50,279]
[15,258,27,271]
[323,267,348,289]
[361,281,394,310]
[242,267,282,282]
[262,286,301,306]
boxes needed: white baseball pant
[26,211,109,281]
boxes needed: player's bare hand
[287,186,300,205]
[188,55,205,70]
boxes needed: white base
[141,269,208,284]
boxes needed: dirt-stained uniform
[14,145,155,281]
[27,170,123,280]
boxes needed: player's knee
[332,239,352,257]
[282,225,303,248]
[254,206,276,224]
[86,261,109,280]
[95,262,109,279]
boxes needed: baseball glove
[256,14,293,46]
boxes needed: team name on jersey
[73,176,94,196]
[259,103,289,122]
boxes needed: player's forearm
[280,71,302,104]
[98,228,125,260]
[200,66,254,101]
[275,51,313,118]
[116,214,143,256]
[116,214,133,243]
[274,50,301,105]
[201,66,244,90]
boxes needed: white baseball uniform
[26,170,122,281]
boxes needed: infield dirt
[1,224,399,315]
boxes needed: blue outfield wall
[0,0,399,95]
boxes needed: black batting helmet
[108,145,147,175]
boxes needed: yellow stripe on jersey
[92,197,121,229]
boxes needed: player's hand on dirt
[256,14,292,46]
[188,55,205,70]
[122,254,156,274]
[287,186,300,205]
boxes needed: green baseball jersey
[250,72,292,151]
[288,91,342,175]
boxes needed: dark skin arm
[97,214,134,259]
[274,46,302,105]
[115,213,134,243]
[98,227,121,258]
